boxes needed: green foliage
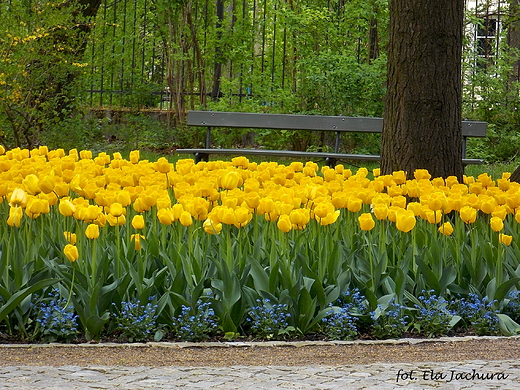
[463,9,520,164]
[0,0,92,149]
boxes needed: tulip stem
[91,238,98,283]
[65,266,76,309]
[115,223,121,279]
[496,234,503,287]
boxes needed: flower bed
[0,146,519,342]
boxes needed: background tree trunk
[510,165,520,183]
[508,0,520,83]
[381,0,465,180]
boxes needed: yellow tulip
[491,206,507,221]
[203,218,222,235]
[414,169,431,180]
[117,191,132,207]
[171,203,184,220]
[459,206,477,224]
[79,150,92,159]
[234,207,252,228]
[499,233,513,246]
[63,231,77,245]
[155,157,171,173]
[289,208,310,228]
[9,188,28,207]
[22,174,40,195]
[391,195,407,209]
[130,234,145,250]
[109,202,124,217]
[277,214,292,232]
[490,216,504,232]
[84,205,102,222]
[132,215,145,230]
[38,175,55,194]
[222,171,241,190]
[372,203,388,220]
[85,223,100,239]
[244,192,261,209]
[25,198,48,218]
[424,209,442,224]
[358,213,375,231]
[63,244,79,262]
[313,202,333,219]
[438,221,454,236]
[7,206,23,227]
[392,170,407,185]
[157,208,175,225]
[427,192,447,212]
[129,150,140,164]
[179,211,193,226]
[346,197,363,213]
[107,213,126,226]
[58,198,76,217]
[319,210,340,226]
[395,209,416,233]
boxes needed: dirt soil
[1,338,519,367]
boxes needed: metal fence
[83,0,385,118]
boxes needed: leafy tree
[0,0,101,149]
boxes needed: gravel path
[0,336,519,389]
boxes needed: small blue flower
[36,288,79,342]
[171,299,218,341]
[113,296,158,342]
[247,299,292,340]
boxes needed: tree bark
[510,165,520,183]
[508,0,520,83]
[381,0,465,180]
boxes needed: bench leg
[194,152,209,163]
[325,157,337,167]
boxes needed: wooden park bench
[176,110,487,167]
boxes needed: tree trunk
[511,165,520,183]
[508,0,520,83]
[381,0,465,180]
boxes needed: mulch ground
[1,337,520,366]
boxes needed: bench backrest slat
[188,111,487,137]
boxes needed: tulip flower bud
[157,208,175,225]
[395,209,416,233]
[85,223,100,239]
[490,216,504,232]
[131,234,145,250]
[38,175,55,194]
[179,211,192,227]
[459,206,477,224]
[155,157,171,173]
[277,214,292,233]
[372,204,389,221]
[59,198,76,217]
[438,221,454,236]
[109,202,124,217]
[63,244,79,262]
[9,188,28,207]
[64,231,77,245]
[499,233,513,246]
[23,174,40,195]
[203,218,222,235]
[358,213,375,231]
[221,171,241,190]
[129,150,140,164]
[7,206,23,227]
[132,215,145,230]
